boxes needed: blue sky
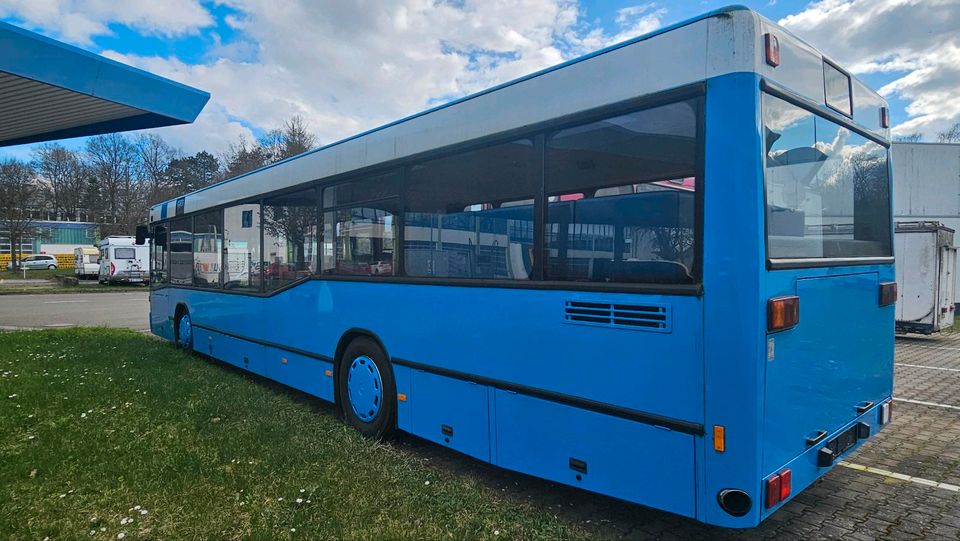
[1,0,957,160]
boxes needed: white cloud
[2,1,664,155]
[780,0,960,139]
[0,0,214,45]
[93,1,666,154]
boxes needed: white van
[74,247,100,279]
[97,236,150,285]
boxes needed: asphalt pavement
[0,290,149,331]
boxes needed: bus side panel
[494,390,697,518]
[700,72,767,527]
[264,347,335,403]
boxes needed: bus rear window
[763,93,891,262]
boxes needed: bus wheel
[338,337,396,440]
[176,311,194,353]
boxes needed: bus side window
[544,100,699,284]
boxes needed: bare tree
[894,133,923,143]
[136,133,180,205]
[938,122,960,143]
[33,144,88,221]
[220,137,271,179]
[262,115,318,163]
[0,159,39,270]
[85,133,141,235]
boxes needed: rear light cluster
[880,401,893,425]
[765,469,792,509]
[110,261,116,275]
[879,282,897,306]
[767,296,799,332]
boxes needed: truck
[895,221,957,334]
[97,236,150,285]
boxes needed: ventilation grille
[564,301,671,332]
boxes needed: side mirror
[135,225,149,245]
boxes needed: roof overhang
[0,20,209,147]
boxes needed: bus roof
[150,5,888,223]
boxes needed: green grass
[0,267,74,281]
[0,285,139,296]
[0,329,587,540]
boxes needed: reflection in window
[545,100,699,284]
[763,93,891,259]
[169,218,193,286]
[404,140,536,279]
[193,210,223,288]
[323,203,397,276]
[263,189,318,291]
[151,224,167,285]
[224,204,261,291]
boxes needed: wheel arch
[173,302,190,343]
[333,328,392,414]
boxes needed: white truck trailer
[895,221,956,334]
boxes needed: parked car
[5,254,58,270]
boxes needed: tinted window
[545,100,699,284]
[193,210,223,288]
[763,93,891,260]
[323,204,397,276]
[323,172,397,207]
[405,140,536,279]
[115,248,136,259]
[224,204,261,291]
[263,189,318,290]
[151,225,168,285]
[169,218,192,286]
[824,61,852,116]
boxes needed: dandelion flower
[117,533,125,540]
[296,498,303,504]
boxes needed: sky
[1,0,958,161]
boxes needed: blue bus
[145,6,895,527]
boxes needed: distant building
[1,220,99,267]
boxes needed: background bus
[145,6,894,528]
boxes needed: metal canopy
[0,20,209,147]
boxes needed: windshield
[763,93,891,261]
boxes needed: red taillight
[879,282,897,306]
[880,106,890,128]
[779,469,792,501]
[765,475,781,508]
[110,261,116,275]
[765,33,780,67]
[768,296,800,332]
[765,469,792,509]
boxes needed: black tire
[47,265,56,270]
[337,337,396,440]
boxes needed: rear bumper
[762,399,892,519]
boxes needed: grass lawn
[0,329,588,540]
[0,268,75,281]
[0,285,139,296]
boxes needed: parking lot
[395,332,960,539]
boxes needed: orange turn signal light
[713,425,726,453]
[397,393,408,402]
[765,33,780,67]
[768,296,799,332]
[324,369,332,377]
